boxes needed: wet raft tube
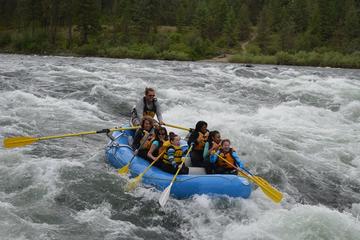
[106,130,252,199]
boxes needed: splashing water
[1,54,360,240]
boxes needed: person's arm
[154,101,164,123]
[167,147,177,168]
[147,141,159,161]
[135,98,144,119]
[203,142,210,159]
[132,130,143,150]
[209,150,219,164]
[187,132,199,146]
[231,151,244,169]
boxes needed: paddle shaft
[168,145,193,186]
[139,150,166,177]
[3,126,139,148]
[128,127,155,165]
[164,123,191,132]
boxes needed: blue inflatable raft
[105,130,252,199]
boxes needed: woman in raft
[146,126,168,166]
[131,116,155,159]
[203,130,222,173]
[210,139,245,174]
[187,121,209,167]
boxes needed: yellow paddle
[163,123,191,132]
[3,126,139,149]
[125,150,166,191]
[159,144,193,207]
[118,128,155,175]
[215,153,283,203]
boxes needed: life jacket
[150,138,165,156]
[143,97,157,118]
[194,131,209,151]
[162,143,183,165]
[217,148,236,169]
[141,130,155,150]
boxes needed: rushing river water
[1,53,360,240]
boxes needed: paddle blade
[159,183,172,207]
[118,163,130,175]
[252,176,283,203]
[125,175,142,192]
[3,136,38,148]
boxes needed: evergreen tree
[193,1,211,39]
[256,5,272,53]
[74,0,100,45]
[223,7,237,47]
[237,3,251,41]
[344,0,360,39]
[278,7,295,51]
[289,0,309,33]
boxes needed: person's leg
[190,151,204,167]
[214,166,228,174]
[178,165,189,175]
[158,161,177,174]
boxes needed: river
[1,54,360,240]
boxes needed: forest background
[0,0,359,68]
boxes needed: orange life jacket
[141,130,155,150]
[217,148,236,169]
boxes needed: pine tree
[74,0,100,45]
[278,7,295,51]
[223,7,238,47]
[344,0,360,39]
[193,1,211,39]
[237,3,251,41]
[256,5,272,53]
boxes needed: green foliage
[0,32,12,47]
[231,51,360,68]
[0,0,359,68]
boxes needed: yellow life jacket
[162,144,183,165]
[194,131,209,151]
[217,149,236,169]
[143,97,156,118]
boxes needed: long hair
[195,121,207,132]
[141,116,154,129]
[155,127,168,141]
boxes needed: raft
[105,129,252,199]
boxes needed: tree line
[0,0,359,67]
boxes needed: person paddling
[147,126,168,166]
[210,139,245,174]
[131,87,165,126]
[131,116,155,159]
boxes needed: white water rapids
[0,54,360,240]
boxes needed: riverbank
[2,48,360,69]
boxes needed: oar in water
[215,153,283,203]
[125,150,166,191]
[159,144,193,207]
[3,126,139,149]
[118,128,155,175]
